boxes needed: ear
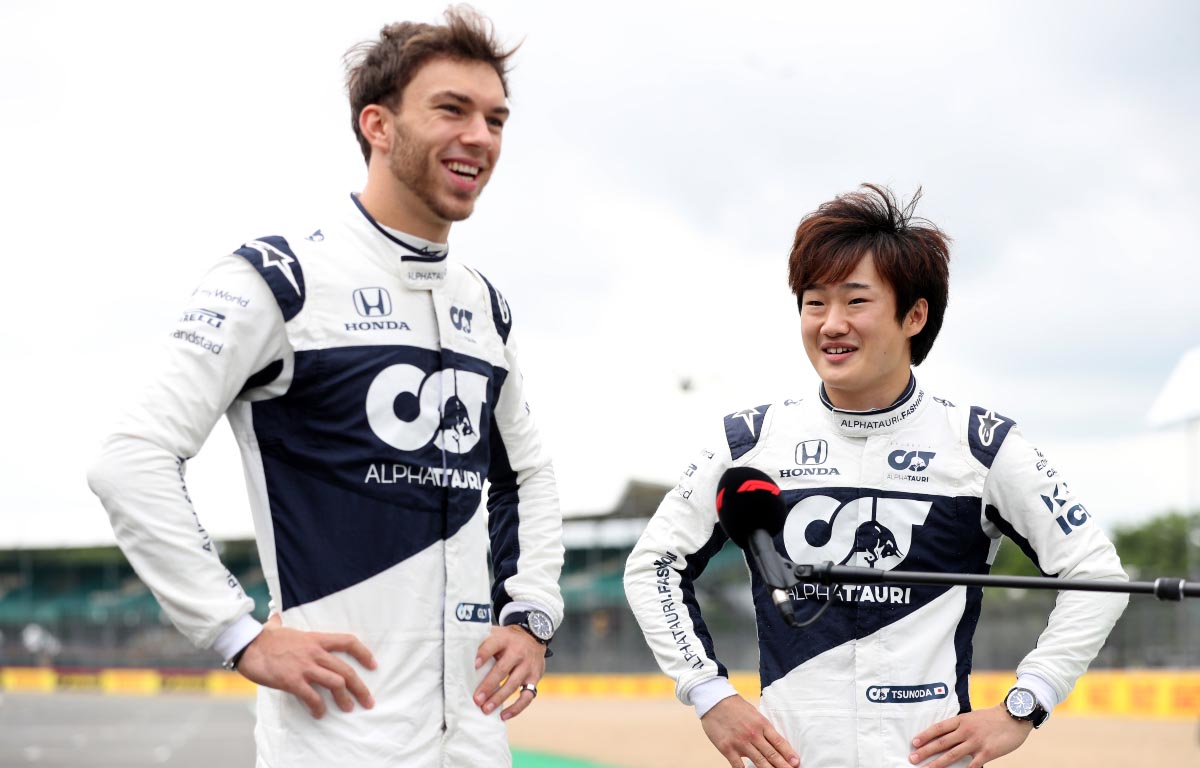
[904,298,929,339]
[359,104,392,158]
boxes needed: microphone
[715,467,798,627]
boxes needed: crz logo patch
[450,306,473,333]
[782,495,933,569]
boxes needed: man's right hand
[701,695,800,768]
[236,613,377,719]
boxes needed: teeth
[447,161,480,177]
[827,348,853,354]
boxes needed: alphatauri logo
[782,495,933,570]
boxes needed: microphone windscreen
[715,467,786,547]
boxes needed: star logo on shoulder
[976,410,1004,447]
[731,407,761,437]
[245,239,301,295]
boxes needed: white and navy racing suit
[624,377,1127,768]
[88,194,564,768]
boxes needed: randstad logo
[353,287,393,317]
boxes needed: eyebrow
[808,280,873,291]
[432,90,510,117]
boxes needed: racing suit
[624,376,1127,768]
[88,193,564,768]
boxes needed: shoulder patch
[724,404,771,460]
[968,406,1015,469]
[234,236,306,321]
[471,269,512,344]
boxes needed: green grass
[512,749,620,768]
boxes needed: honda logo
[795,439,828,466]
[353,287,393,317]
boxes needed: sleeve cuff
[212,613,263,662]
[687,677,740,719]
[499,600,556,629]
[1015,672,1060,712]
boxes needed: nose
[822,303,849,336]
[460,112,496,152]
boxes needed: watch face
[1006,688,1036,718]
[527,610,554,641]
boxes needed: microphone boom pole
[790,561,1200,602]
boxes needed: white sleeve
[87,254,288,654]
[623,435,739,713]
[487,326,565,629]
[982,427,1129,709]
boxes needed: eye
[848,297,868,305]
[438,104,463,115]
[486,116,505,129]
[804,299,824,308]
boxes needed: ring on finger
[520,682,538,699]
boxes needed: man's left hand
[909,704,1033,767]
[472,625,546,721]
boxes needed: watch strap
[222,644,248,672]
[1005,687,1049,728]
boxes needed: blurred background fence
[3,481,1197,674]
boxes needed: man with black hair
[624,184,1127,768]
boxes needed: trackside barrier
[2,668,1198,719]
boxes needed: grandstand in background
[2,480,1197,672]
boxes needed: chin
[822,373,867,400]
[444,195,479,220]
[433,201,476,223]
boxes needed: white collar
[349,193,449,290]
[820,374,927,437]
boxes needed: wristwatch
[221,644,248,672]
[1004,687,1049,728]
[503,609,555,656]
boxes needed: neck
[358,168,450,242]
[822,369,914,412]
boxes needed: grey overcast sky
[2,0,1198,547]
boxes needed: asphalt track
[0,692,612,767]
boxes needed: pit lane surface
[0,692,255,766]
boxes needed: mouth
[821,344,858,362]
[444,160,482,180]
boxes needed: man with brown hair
[88,7,563,766]
[625,185,1127,767]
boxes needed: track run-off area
[2,670,1198,767]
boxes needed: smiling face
[800,253,927,411]
[361,56,508,240]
